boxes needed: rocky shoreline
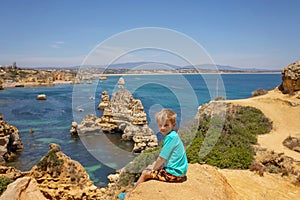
[0,61,300,199]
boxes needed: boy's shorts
[149,168,186,183]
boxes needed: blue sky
[1,0,299,69]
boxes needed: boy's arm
[151,156,165,171]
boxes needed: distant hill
[181,64,280,72]
[21,62,281,72]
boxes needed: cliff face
[0,66,76,87]
[0,143,125,200]
[0,114,23,164]
[280,60,300,93]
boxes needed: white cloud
[50,41,65,49]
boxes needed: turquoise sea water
[0,74,281,186]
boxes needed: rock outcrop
[98,90,110,110]
[36,94,47,100]
[29,143,103,200]
[280,60,300,93]
[0,166,24,180]
[253,145,300,177]
[0,177,47,200]
[283,136,300,153]
[78,88,158,152]
[0,114,23,164]
[117,77,125,88]
[128,164,240,200]
[69,121,78,135]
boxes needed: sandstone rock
[77,114,103,134]
[280,60,300,93]
[99,75,107,80]
[0,114,23,164]
[127,164,239,200]
[253,145,300,177]
[36,94,47,100]
[69,121,78,135]
[98,90,110,110]
[29,143,102,200]
[81,88,158,152]
[107,173,120,183]
[117,77,125,88]
[195,100,227,120]
[0,166,24,180]
[0,177,46,200]
[252,88,268,97]
[283,136,300,153]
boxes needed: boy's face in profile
[157,119,176,136]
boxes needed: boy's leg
[135,169,152,186]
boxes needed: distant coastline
[1,72,281,89]
[2,80,74,89]
[103,71,281,76]
[0,64,281,89]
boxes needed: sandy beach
[2,80,73,89]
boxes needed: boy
[119,109,188,199]
[137,108,188,183]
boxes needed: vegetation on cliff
[117,104,273,187]
[0,176,13,195]
[186,105,273,169]
[37,148,64,176]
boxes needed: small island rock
[36,94,47,100]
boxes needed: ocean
[0,73,281,187]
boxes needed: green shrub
[118,148,160,186]
[0,176,13,195]
[37,149,64,174]
[186,105,272,169]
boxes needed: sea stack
[78,87,158,152]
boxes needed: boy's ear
[173,121,177,127]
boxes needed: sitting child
[119,109,188,199]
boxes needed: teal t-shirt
[159,130,188,177]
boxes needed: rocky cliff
[280,60,300,93]
[77,88,158,152]
[0,143,127,200]
[0,114,23,164]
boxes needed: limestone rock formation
[195,100,227,120]
[98,90,110,110]
[77,114,103,134]
[0,166,24,180]
[29,143,102,200]
[78,88,158,152]
[280,60,300,93]
[117,77,125,88]
[0,177,47,200]
[69,121,78,135]
[0,114,23,164]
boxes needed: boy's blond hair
[155,109,177,124]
